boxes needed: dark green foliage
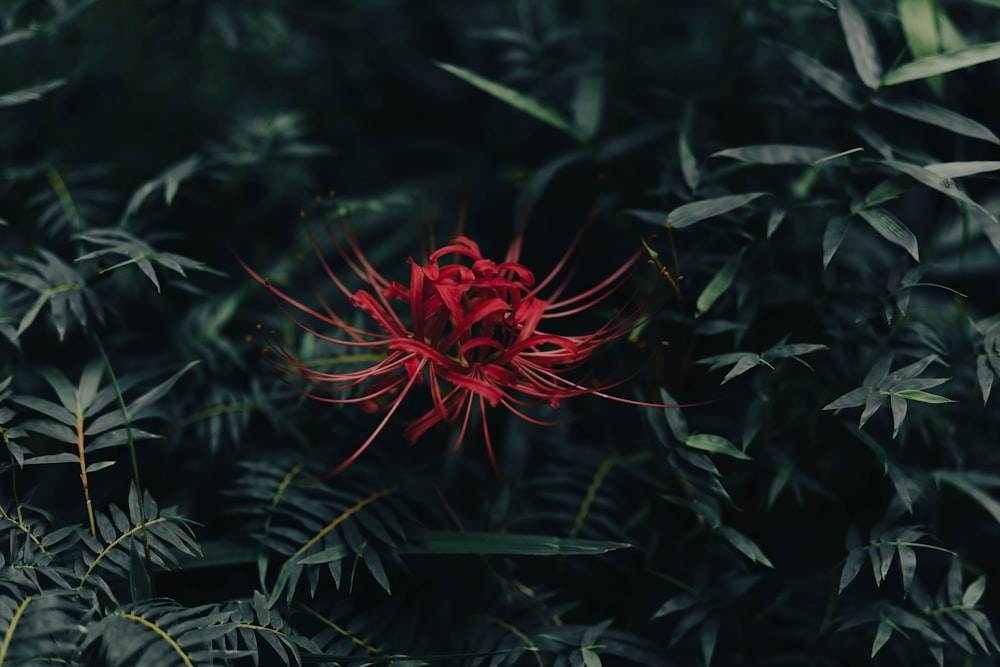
[2,0,1000,665]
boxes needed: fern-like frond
[82,599,236,667]
[0,585,82,665]
[75,489,201,600]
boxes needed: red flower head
[238,204,669,479]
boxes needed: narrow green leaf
[712,145,832,165]
[890,394,907,438]
[864,178,911,207]
[783,47,863,107]
[838,0,883,87]
[977,356,993,405]
[85,460,116,473]
[899,0,943,59]
[934,471,1000,527]
[963,576,987,607]
[872,95,1000,145]
[400,531,630,556]
[823,386,871,410]
[581,647,603,667]
[856,208,920,261]
[572,73,604,139]
[129,538,153,602]
[667,193,767,229]
[882,159,997,222]
[823,217,850,269]
[127,360,200,420]
[435,61,587,144]
[893,389,954,403]
[684,434,752,460]
[717,526,773,567]
[22,452,79,465]
[924,161,1000,179]
[898,544,917,596]
[679,132,700,191]
[871,617,893,657]
[720,355,762,384]
[884,40,1000,85]
[696,249,746,316]
[0,79,68,107]
[701,614,720,666]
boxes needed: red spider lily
[237,212,670,479]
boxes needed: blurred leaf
[696,248,746,316]
[712,145,833,165]
[684,434,752,460]
[872,94,1000,144]
[436,61,588,144]
[838,0,883,87]
[666,193,768,229]
[400,532,630,556]
[0,79,67,107]
[717,526,773,567]
[856,207,919,261]
[884,40,1000,85]
[572,72,604,139]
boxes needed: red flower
[238,212,667,479]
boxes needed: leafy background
[2,0,1000,664]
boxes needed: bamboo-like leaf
[924,161,1000,179]
[884,40,1000,85]
[893,389,954,403]
[399,531,630,555]
[684,434,752,460]
[435,61,588,144]
[856,208,920,261]
[871,617,893,657]
[881,159,996,222]
[696,249,746,316]
[712,144,833,165]
[872,95,1000,144]
[838,0,883,88]
[0,79,68,107]
[717,526,773,567]
[666,193,767,229]
[783,46,863,107]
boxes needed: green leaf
[963,576,987,607]
[0,79,68,107]
[717,527,773,567]
[856,208,919,261]
[85,460,116,473]
[679,132,700,191]
[934,471,1000,527]
[823,217,850,269]
[838,0,883,87]
[711,145,833,165]
[666,193,767,229]
[783,46,863,107]
[924,161,1000,179]
[884,40,1000,85]
[872,95,1000,145]
[881,159,996,222]
[696,248,746,316]
[872,617,893,657]
[400,531,631,556]
[684,434,752,460]
[898,544,917,596]
[892,389,954,403]
[435,61,588,144]
[572,72,604,139]
[129,538,153,602]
